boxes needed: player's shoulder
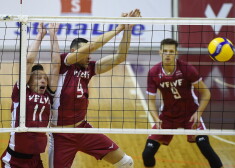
[89,61,96,65]
[177,59,198,75]
[149,62,162,73]
[60,53,68,57]
[60,53,69,61]
[87,61,96,76]
[177,59,190,66]
[177,59,194,69]
[87,61,96,70]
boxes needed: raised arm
[48,23,60,92]
[66,23,124,65]
[95,9,141,74]
[26,23,47,83]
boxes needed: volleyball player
[49,9,141,168]
[142,38,223,168]
[1,23,60,168]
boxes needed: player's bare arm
[26,22,47,83]
[48,23,60,92]
[95,9,141,74]
[190,80,211,128]
[65,18,126,65]
[148,94,162,129]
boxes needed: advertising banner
[0,0,172,48]
[178,0,235,48]
[178,0,235,125]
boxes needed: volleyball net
[0,15,234,135]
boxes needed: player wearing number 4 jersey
[49,9,141,168]
[1,23,60,168]
[142,38,223,168]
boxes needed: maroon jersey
[51,53,96,126]
[147,60,201,122]
[9,83,52,154]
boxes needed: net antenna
[0,15,235,136]
[20,0,23,15]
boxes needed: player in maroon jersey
[49,9,141,168]
[1,23,60,168]
[141,38,223,168]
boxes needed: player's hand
[155,118,162,129]
[125,9,141,30]
[121,12,128,17]
[116,12,128,30]
[117,9,141,30]
[37,22,47,38]
[48,23,60,35]
[189,111,200,129]
[116,12,129,30]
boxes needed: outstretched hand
[125,9,141,29]
[117,9,141,30]
[48,23,60,35]
[37,22,47,38]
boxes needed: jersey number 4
[77,77,84,98]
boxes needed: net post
[19,19,28,128]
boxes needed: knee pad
[142,139,160,167]
[196,135,223,168]
[114,154,134,168]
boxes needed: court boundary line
[212,135,235,145]
[126,62,154,127]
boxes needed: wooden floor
[0,63,235,168]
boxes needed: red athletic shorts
[1,149,43,168]
[148,119,205,145]
[49,121,119,168]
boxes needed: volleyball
[208,37,234,62]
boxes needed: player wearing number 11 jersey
[1,23,60,168]
[142,38,223,168]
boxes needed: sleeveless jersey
[147,60,201,122]
[9,83,52,154]
[51,53,96,126]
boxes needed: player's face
[79,54,90,68]
[28,70,48,94]
[160,44,177,65]
[71,42,90,68]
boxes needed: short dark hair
[70,38,88,50]
[160,38,178,50]
[32,64,44,72]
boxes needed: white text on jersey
[160,79,183,88]
[29,95,50,104]
[74,70,90,79]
